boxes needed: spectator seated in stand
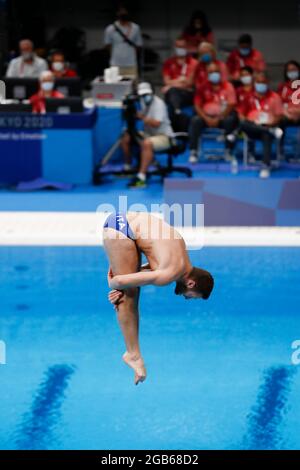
[30,71,64,114]
[278,61,300,127]
[188,62,239,167]
[192,42,228,92]
[239,72,284,179]
[6,39,48,78]
[227,34,266,83]
[180,10,214,55]
[162,39,198,129]
[236,66,255,113]
[49,50,78,78]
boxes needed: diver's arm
[108,269,174,290]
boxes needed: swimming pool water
[0,246,299,450]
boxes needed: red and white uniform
[180,31,214,52]
[30,90,64,114]
[163,55,198,85]
[193,60,228,91]
[240,90,283,125]
[236,86,254,114]
[278,80,300,120]
[194,80,237,118]
[51,67,77,78]
[227,48,266,79]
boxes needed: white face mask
[175,47,187,58]
[142,94,153,106]
[41,82,54,92]
[241,75,253,86]
[255,82,268,95]
[287,70,299,81]
[208,72,221,85]
[52,61,64,72]
[239,48,251,57]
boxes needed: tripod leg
[101,138,122,166]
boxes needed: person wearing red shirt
[191,42,228,92]
[236,66,255,114]
[49,51,77,78]
[239,72,284,179]
[30,71,64,114]
[278,60,300,126]
[162,39,198,126]
[227,34,266,82]
[189,62,239,165]
[180,10,214,55]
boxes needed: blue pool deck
[0,162,299,214]
[0,246,299,450]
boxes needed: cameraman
[122,82,173,189]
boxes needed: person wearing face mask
[6,39,48,78]
[50,51,77,78]
[189,62,239,165]
[104,6,143,79]
[227,34,266,82]
[180,10,214,55]
[29,71,64,114]
[236,66,254,114]
[191,42,228,92]
[278,61,300,125]
[162,39,198,125]
[122,82,173,188]
[239,72,284,179]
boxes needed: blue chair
[152,132,193,179]
[283,126,300,161]
[241,131,283,168]
[199,128,227,161]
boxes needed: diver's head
[175,268,214,300]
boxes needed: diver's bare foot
[123,352,147,385]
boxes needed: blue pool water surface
[0,246,299,450]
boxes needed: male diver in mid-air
[103,212,214,385]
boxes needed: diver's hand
[108,268,122,290]
[108,269,123,291]
[108,274,123,290]
[108,290,124,310]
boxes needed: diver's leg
[103,229,146,384]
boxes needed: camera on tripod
[122,93,140,138]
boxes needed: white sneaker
[269,127,284,140]
[189,153,199,164]
[259,167,271,179]
[226,133,236,144]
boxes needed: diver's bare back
[127,212,191,279]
